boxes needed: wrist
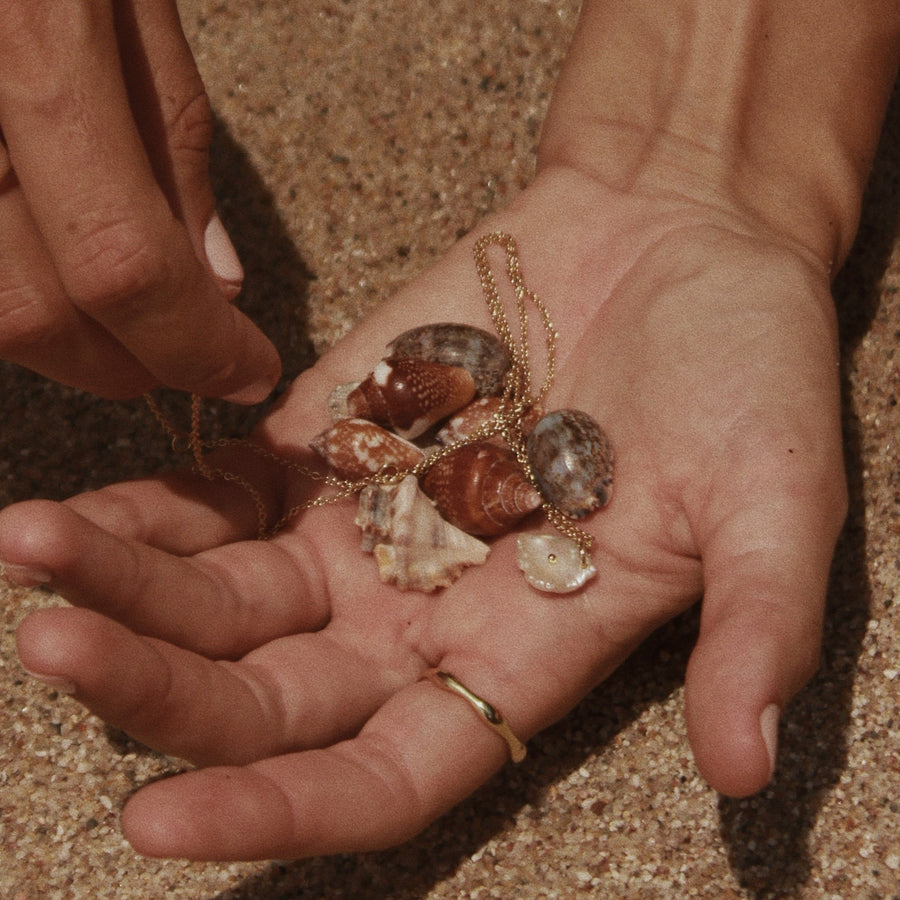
[538,0,900,272]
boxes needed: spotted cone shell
[346,357,476,440]
[309,418,426,480]
[421,441,543,536]
[435,397,545,446]
[526,409,614,518]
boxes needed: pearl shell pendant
[515,533,597,594]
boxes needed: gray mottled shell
[526,409,614,518]
[386,322,511,396]
[515,533,597,594]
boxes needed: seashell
[309,418,426,480]
[435,397,504,445]
[355,480,394,552]
[436,397,545,446]
[526,409,614,518]
[515,533,597,594]
[421,441,542,536]
[346,357,476,440]
[355,475,489,591]
[327,381,360,420]
[387,322,511,396]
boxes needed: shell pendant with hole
[515,533,597,594]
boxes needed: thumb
[684,441,846,797]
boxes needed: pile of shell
[310,323,614,594]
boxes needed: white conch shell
[328,381,361,421]
[515,533,596,594]
[355,475,489,592]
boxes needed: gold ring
[422,669,527,763]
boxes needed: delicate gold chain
[145,231,594,565]
[472,233,593,566]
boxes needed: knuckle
[164,85,214,158]
[64,213,172,314]
[0,3,99,104]
[0,280,64,355]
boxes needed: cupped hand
[0,168,847,860]
[0,0,279,401]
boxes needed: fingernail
[0,562,52,588]
[204,213,244,286]
[23,668,76,696]
[760,703,780,780]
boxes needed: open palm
[0,168,846,860]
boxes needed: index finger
[0,1,279,401]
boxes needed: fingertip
[687,697,777,798]
[15,606,103,692]
[15,607,66,677]
[190,303,282,404]
[174,313,281,404]
[684,627,789,798]
[121,779,188,859]
[0,498,78,577]
[220,365,280,405]
[121,767,295,861]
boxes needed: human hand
[0,1,279,401]
[0,168,847,860]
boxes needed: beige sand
[2,2,898,896]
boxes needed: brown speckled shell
[309,418,426,480]
[436,397,546,445]
[526,409,614,518]
[387,322,511,396]
[346,357,476,440]
[435,397,505,445]
[421,441,542,536]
